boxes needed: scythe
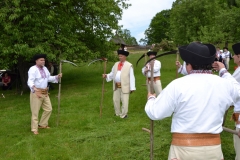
[88,58,108,118]
[57,60,78,126]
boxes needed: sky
[118,0,175,44]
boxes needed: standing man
[102,50,136,119]
[145,42,240,160]
[231,42,240,160]
[142,51,162,96]
[223,47,230,70]
[27,54,62,135]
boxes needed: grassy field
[0,50,237,160]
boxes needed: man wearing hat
[142,51,162,96]
[144,42,240,159]
[27,54,62,135]
[231,42,240,160]
[102,50,136,119]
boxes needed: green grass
[0,50,237,159]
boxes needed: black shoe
[122,115,128,119]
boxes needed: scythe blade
[144,50,178,66]
[136,53,146,67]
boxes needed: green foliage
[159,39,176,51]
[168,0,240,45]
[142,9,171,45]
[0,0,131,69]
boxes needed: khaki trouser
[113,88,129,118]
[224,57,230,70]
[168,144,224,160]
[30,92,52,132]
[147,79,162,96]
[234,127,240,160]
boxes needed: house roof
[110,34,126,45]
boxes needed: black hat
[178,42,216,65]
[232,43,240,55]
[223,47,228,50]
[33,54,46,61]
[147,51,157,56]
[117,50,129,57]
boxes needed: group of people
[27,42,240,159]
[215,46,232,70]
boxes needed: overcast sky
[118,0,175,44]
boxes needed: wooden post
[150,60,154,160]
[100,60,107,118]
[57,61,62,126]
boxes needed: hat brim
[179,44,216,65]
[147,52,157,56]
[232,43,240,55]
[33,54,47,61]
[117,50,129,57]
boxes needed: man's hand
[212,61,225,71]
[57,73,62,78]
[102,74,107,78]
[176,61,181,68]
[147,92,156,99]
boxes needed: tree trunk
[17,57,31,91]
[225,41,228,48]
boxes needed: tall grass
[0,50,236,159]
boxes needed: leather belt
[171,133,221,146]
[232,113,240,124]
[116,83,121,88]
[36,88,48,95]
[148,76,160,82]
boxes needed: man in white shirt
[145,42,240,160]
[231,42,240,160]
[102,50,136,118]
[142,51,162,96]
[223,47,230,70]
[27,54,62,135]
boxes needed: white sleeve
[27,67,36,92]
[153,61,160,73]
[220,68,240,105]
[130,67,136,91]
[106,66,114,82]
[145,82,175,120]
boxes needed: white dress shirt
[142,60,161,77]
[27,65,58,92]
[145,69,240,133]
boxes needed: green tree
[0,0,130,90]
[170,0,221,45]
[117,29,138,45]
[142,9,171,45]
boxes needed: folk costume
[232,43,240,160]
[142,51,162,96]
[105,50,136,118]
[145,42,240,160]
[27,54,59,134]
